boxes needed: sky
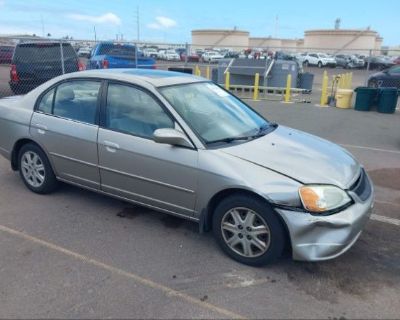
[0,0,399,46]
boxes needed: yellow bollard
[349,72,353,89]
[253,73,260,101]
[284,74,292,103]
[320,70,329,106]
[206,66,210,80]
[225,71,230,90]
[195,65,201,77]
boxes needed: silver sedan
[0,69,374,265]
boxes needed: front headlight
[298,185,352,213]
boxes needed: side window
[53,80,100,124]
[37,88,55,114]
[105,83,174,138]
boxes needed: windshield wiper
[205,136,252,145]
[252,122,278,138]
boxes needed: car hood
[220,126,360,189]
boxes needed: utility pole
[93,26,97,43]
[274,15,279,38]
[136,6,140,42]
[41,15,45,37]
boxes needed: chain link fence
[0,36,399,102]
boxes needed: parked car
[164,50,180,61]
[156,49,166,60]
[335,54,364,69]
[143,48,158,59]
[303,53,337,68]
[9,42,84,94]
[0,69,374,266]
[180,50,200,63]
[367,65,400,88]
[0,45,14,64]
[224,51,240,59]
[391,56,400,65]
[87,42,155,70]
[77,47,91,58]
[201,51,224,63]
[365,56,395,70]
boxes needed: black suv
[9,42,83,94]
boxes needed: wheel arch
[199,188,292,251]
[11,138,54,172]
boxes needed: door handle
[34,123,47,134]
[104,140,120,152]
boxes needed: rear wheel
[303,60,309,67]
[318,61,323,68]
[18,143,58,194]
[212,194,286,266]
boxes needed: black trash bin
[168,67,193,74]
[354,87,379,111]
[299,73,314,92]
[377,88,398,114]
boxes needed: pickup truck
[87,42,155,70]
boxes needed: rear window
[14,43,77,63]
[98,44,136,56]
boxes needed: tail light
[102,59,109,69]
[10,64,19,82]
[78,61,85,71]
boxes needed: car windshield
[319,54,328,58]
[159,82,271,144]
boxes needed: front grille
[350,169,372,201]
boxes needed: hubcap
[21,151,45,188]
[221,207,271,258]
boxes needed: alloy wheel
[20,151,46,188]
[221,207,271,258]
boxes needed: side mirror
[153,128,193,148]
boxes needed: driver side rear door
[97,82,199,218]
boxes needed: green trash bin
[354,87,378,111]
[377,88,398,114]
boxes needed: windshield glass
[159,82,270,144]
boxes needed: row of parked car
[4,41,400,95]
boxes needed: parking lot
[1,99,399,318]
[0,61,378,99]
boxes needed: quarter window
[105,83,174,138]
[37,88,55,114]
[53,81,100,124]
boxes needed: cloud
[67,12,121,25]
[147,16,177,30]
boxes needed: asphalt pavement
[0,100,399,319]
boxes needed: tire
[303,60,309,67]
[318,61,323,68]
[18,143,58,194]
[212,194,286,266]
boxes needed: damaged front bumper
[276,178,374,262]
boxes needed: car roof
[68,69,205,87]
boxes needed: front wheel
[18,143,58,194]
[318,61,323,68]
[212,194,286,266]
